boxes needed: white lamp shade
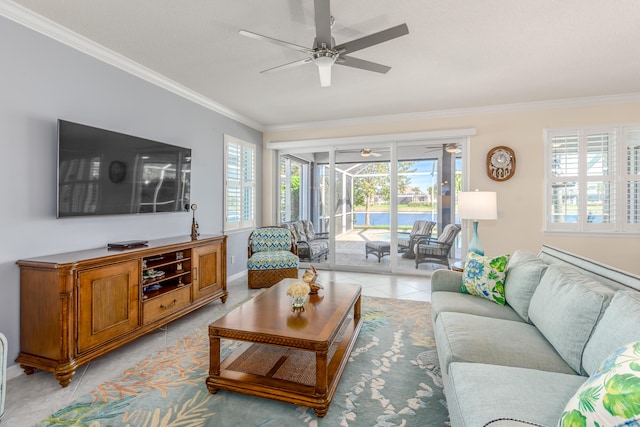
[458,191,498,220]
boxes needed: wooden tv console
[16,235,227,387]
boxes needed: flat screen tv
[57,120,191,218]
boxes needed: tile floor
[3,270,432,426]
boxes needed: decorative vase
[290,296,307,313]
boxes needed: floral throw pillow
[461,252,510,305]
[558,341,640,427]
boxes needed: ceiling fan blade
[336,56,391,74]
[239,30,312,54]
[335,23,409,55]
[313,0,332,47]
[260,58,313,74]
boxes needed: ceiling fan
[337,148,386,157]
[239,0,409,87]
[359,148,382,157]
[445,143,461,154]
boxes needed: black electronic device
[57,120,191,218]
[107,240,149,249]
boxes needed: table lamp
[458,190,497,256]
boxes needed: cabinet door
[192,242,224,301]
[77,260,139,353]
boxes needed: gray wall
[0,17,261,369]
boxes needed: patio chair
[247,227,299,288]
[398,220,436,259]
[414,223,462,269]
[281,220,329,262]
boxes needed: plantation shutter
[548,133,580,229]
[545,125,640,234]
[625,127,640,228]
[224,135,256,231]
[584,131,615,229]
[242,145,255,224]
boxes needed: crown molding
[0,0,264,131]
[265,92,640,133]
[267,128,476,150]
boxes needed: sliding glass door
[395,144,463,272]
[276,139,466,274]
[279,151,330,269]
[280,155,308,222]
[334,151,391,272]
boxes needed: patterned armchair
[414,224,462,269]
[398,220,436,259]
[247,227,299,289]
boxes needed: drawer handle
[160,299,178,310]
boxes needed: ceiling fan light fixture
[314,51,337,87]
[360,149,371,157]
[445,143,460,154]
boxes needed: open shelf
[142,249,192,299]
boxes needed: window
[279,155,309,223]
[224,135,255,231]
[544,125,640,234]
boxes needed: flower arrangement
[286,281,310,298]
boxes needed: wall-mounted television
[57,120,191,218]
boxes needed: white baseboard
[227,269,247,284]
[6,363,23,381]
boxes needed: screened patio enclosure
[276,136,468,275]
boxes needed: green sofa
[431,245,640,427]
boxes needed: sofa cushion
[297,239,329,261]
[528,264,615,374]
[302,219,316,241]
[446,362,587,427]
[461,252,510,305]
[435,312,576,376]
[505,250,549,322]
[431,291,524,325]
[250,228,294,252]
[582,291,640,375]
[558,341,640,427]
[293,221,307,242]
[280,222,296,241]
[247,251,299,270]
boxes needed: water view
[354,212,438,227]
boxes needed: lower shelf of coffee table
[207,315,362,416]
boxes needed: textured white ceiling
[9,0,640,128]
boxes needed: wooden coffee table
[206,278,362,417]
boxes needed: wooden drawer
[143,286,191,325]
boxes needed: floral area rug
[36,296,449,427]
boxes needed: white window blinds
[224,135,256,231]
[626,128,640,225]
[545,125,640,234]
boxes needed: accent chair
[247,227,299,288]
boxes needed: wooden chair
[414,224,462,269]
[247,227,299,288]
